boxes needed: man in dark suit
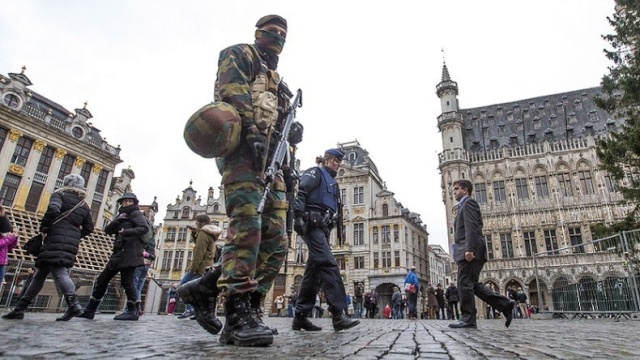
[449,180,515,329]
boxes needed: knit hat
[117,192,139,205]
[63,174,85,189]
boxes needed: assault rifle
[257,88,303,214]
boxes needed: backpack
[140,212,154,245]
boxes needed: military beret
[325,148,344,161]
[255,15,287,31]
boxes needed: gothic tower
[436,63,469,249]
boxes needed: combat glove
[288,121,304,145]
[246,133,266,171]
[293,217,307,236]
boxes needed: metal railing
[533,229,640,319]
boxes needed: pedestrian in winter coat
[426,284,438,319]
[2,174,94,321]
[516,287,529,318]
[404,265,420,319]
[383,304,392,319]
[445,283,460,320]
[167,283,179,315]
[78,192,148,321]
[0,205,19,284]
[391,287,402,319]
[435,283,446,319]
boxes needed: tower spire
[441,49,451,81]
[441,62,451,82]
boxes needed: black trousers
[294,226,346,316]
[92,263,137,302]
[457,259,510,324]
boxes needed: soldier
[291,148,359,332]
[179,14,302,347]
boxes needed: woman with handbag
[2,174,94,321]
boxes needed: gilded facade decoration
[54,148,67,159]
[8,129,22,141]
[8,164,24,176]
[33,139,46,151]
[92,164,103,174]
[75,156,86,167]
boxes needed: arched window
[382,203,389,217]
[181,207,190,219]
[213,204,220,213]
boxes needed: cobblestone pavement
[0,313,639,359]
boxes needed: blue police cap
[325,148,344,161]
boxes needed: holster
[306,211,324,227]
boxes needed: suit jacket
[453,197,486,263]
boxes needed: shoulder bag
[24,200,85,256]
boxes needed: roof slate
[459,87,622,152]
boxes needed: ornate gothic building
[437,63,633,313]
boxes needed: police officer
[292,148,360,331]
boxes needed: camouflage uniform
[215,42,290,298]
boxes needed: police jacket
[294,165,339,217]
[36,187,94,269]
[104,204,147,270]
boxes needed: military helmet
[184,101,242,158]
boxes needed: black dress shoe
[503,301,516,328]
[448,321,477,328]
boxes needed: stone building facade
[155,181,227,282]
[0,68,122,226]
[427,244,451,287]
[436,63,634,314]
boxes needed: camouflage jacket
[215,43,288,185]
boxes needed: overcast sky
[1,1,615,252]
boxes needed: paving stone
[1,314,640,359]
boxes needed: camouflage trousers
[218,179,288,297]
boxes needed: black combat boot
[114,301,139,321]
[77,297,101,319]
[332,310,360,331]
[292,312,322,331]
[1,298,30,320]
[249,291,278,335]
[219,293,273,347]
[177,267,223,335]
[56,295,83,321]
